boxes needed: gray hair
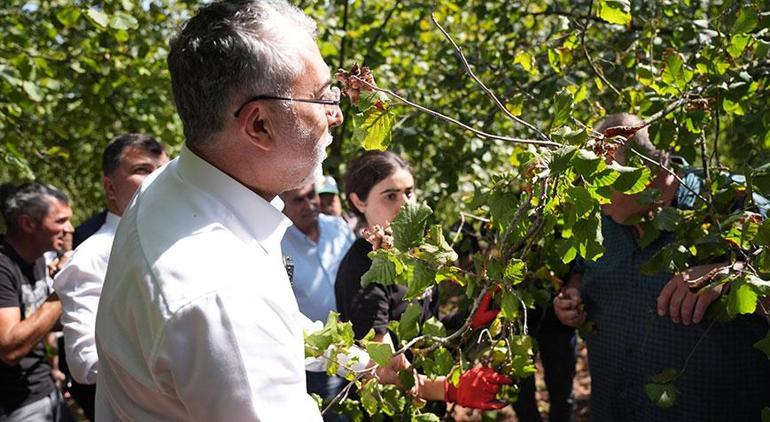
[594,113,670,169]
[167,0,317,148]
[0,182,69,233]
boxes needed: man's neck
[3,234,43,264]
[300,221,320,243]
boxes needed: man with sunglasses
[93,2,401,421]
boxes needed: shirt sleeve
[54,259,103,384]
[0,265,19,309]
[153,291,323,421]
[300,312,370,375]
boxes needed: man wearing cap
[280,182,354,420]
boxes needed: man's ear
[349,192,367,214]
[239,103,274,152]
[103,176,116,202]
[17,214,37,234]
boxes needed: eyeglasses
[233,86,341,118]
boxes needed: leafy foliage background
[3,0,768,223]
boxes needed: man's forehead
[295,39,332,90]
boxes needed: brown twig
[430,9,552,144]
[350,76,562,148]
[580,0,623,98]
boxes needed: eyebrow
[314,79,333,96]
[379,186,413,195]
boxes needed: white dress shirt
[281,214,354,323]
[53,211,120,385]
[94,147,368,421]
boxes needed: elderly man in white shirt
[53,134,168,419]
[93,1,406,421]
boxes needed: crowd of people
[1,1,768,421]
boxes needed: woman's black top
[335,238,438,340]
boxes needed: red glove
[444,367,511,409]
[470,290,499,329]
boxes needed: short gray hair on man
[167,0,317,148]
[0,182,69,233]
[594,113,670,169]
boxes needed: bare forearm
[416,375,446,401]
[1,299,61,365]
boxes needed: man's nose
[328,105,343,128]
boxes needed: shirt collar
[104,211,121,229]
[176,145,292,254]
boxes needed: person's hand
[374,352,410,386]
[48,251,72,278]
[471,290,499,329]
[657,264,726,325]
[553,287,586,328]
[444,367,511,410]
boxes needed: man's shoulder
[318,214,353,239]
[0,243,21,278]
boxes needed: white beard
[287,132,332,190]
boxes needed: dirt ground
[451,339,591,422]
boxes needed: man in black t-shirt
[0,183,73,421]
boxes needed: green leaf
[55,7,81,27]
[412,413,441,422]
[753,329,770,359]
[571,149,604,177]
[85,8,109,29]
[417,225,458,266]
[661,52,693,91]
[361,250,397,287]
[109,12,138,30]
[755,219,770,246]
[610,163,651,194]
[506,94,524,116]
[398,303,422,342]
[22,81,43,102]
[726,280,758,318]
[391,201,432,250]
[432,347,454,376]
[404,260,436,301]
[567,186,597,218]
[352,105,396,151]
[500,290,519,320]
[380,385,405,416]
[727,34,751,59]
[422,317,446,337]
[653,207,682,232]
[645,382,679,408]
[551,88,574,129]
[513,52,538,76]
[572,210,605,261]
[596,0,631,26]
[360,380,378,415]
[752,163,770,196]
[503,259,526,285]
[732,5,758,34]
[398,369,415,390]
[365,342,394,366]
[549,145,579,175]
[762,407,770,422]
[649,368,679,384]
